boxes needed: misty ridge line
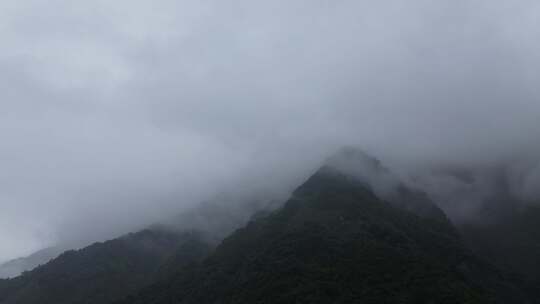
[0,146,473,279]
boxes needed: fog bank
[2,0,540,262]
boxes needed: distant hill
[0,247,64,279]
[0,229,210,304]
[0,190,277,304]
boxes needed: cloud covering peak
[2,0,540,261]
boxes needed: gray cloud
[1,0,540,262]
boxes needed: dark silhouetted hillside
[0,247,64,279]
[462,205,540,301]
[1,150,534,304]
[119,163,528,304]
[0,229,210,304]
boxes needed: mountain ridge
[0,247,64,279]
[1,149,534,304]
[0,228,210,304]
[117,157,529,303]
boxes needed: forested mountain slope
[120,165,528,304]
[0,247,64,279]
[0,229,210,304]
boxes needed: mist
[2,0,540,262]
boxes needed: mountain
[1,149,534,303]
[426,165,540,299]
[462,205,540,300]
[0,247,64,279]
[118,151,528,304]
[0,228,210,304]
[324,147,448,221]
[0,192,275,304]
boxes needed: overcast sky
[1,0,540,262]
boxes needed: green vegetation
[0,229,210,304]
[1,163,533,304]
[118,168,527,303]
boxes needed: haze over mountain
[0,228,209,304]
[1,149,535,303]
[2,0,540,263]
[1,2,540,304]
[0,247,64,279]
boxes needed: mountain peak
[116,149,526,304]
[313,147,448,221]
[328,146,384,166]
[322,147,398,196]
[325,147,387,174]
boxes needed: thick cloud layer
[1,0,540,262]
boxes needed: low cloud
[1,0,540,261]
